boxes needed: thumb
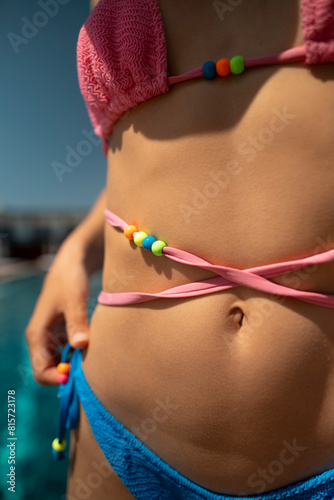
[64,296,90,349]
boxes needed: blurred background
[0,1,105,498]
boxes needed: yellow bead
[133,231,148,247]
[57,363,70,374]
[52,438,66,452]
[124,225,138,240]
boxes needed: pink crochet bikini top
[77,0,334,156]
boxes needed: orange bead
[124,225,138,240]
[216,58,230,77]
[57,362,70,374]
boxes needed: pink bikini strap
[99,209,334,308]
[167,46,307,85]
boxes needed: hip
[82,286,334,494]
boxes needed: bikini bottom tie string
[52,345,81,460]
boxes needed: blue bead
[142,236,157,251]
[202,61,217,79]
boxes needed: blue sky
[1,0,106,212]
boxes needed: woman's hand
[25,237,91,385]
[25,190,105,386]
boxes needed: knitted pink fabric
[302,0,334,64]
[77,0,334,155]
[77,0,169,155]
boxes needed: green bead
[151,240,167,256]
[230,56,245,75]
[133,231,148,247]
[52,438,66,452]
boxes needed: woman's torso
[82,0,334,495]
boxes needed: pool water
[0,271,102,500]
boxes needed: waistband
[98,209,334,308]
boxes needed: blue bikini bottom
[54,346,334,499]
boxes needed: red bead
[57,373,69,384]
[124,225,138,240]
[216,58,231,77]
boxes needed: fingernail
[71,332,88,346]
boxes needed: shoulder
[90,0,101,10]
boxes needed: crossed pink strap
[98,209,334,308]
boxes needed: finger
[64,293,90,349]
[25,286,68,386]
[25,318,61,386]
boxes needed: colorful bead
[202,61,217,79]
[142,236,157,251]
[57,362,70,374]
[133,231,148,247]
[151,240,167,256]
[124,222,167,256]
[57,373,69,385]
[124,225,138,240]
[52,438,66,452]
[230,56,245,75]
[216,58,230,77]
